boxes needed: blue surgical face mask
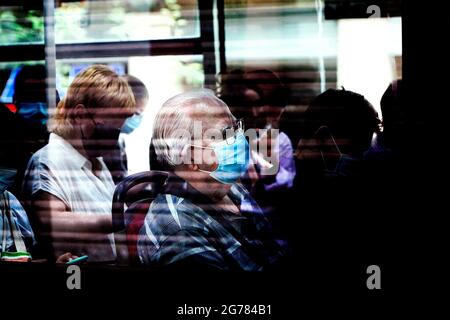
[17,102,49,125]
[192,131,250,185]
[121,113,143,134]
[0,168,17,193]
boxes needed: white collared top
[23,133,116,262]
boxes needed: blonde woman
[22,65,135,263]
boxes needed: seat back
[112,171,171,264]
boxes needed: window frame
[0,0,227,100]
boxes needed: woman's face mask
[121,113,143,134]
[190,131,250,185]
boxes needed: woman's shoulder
[26,144,52,170]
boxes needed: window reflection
[55,0,199,44]
[55,55,204,174]
[225,0,402,117]
[0,7,44,45]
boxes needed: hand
[56,252,79,264]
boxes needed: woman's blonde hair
[48,64,135,138]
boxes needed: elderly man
[138,90,286,271]
[22,65,136,262]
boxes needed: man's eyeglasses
[188,119,246,151]
[221,119,244,144]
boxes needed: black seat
[111,170,193,265]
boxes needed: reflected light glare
[337,18,402,118]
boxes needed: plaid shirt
[137,183,286,271]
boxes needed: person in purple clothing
[219,69,296,194]
[218,69,296,238]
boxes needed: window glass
[55,0,200,44]
[0,61,45,107]
[225,0,402,116]
[0,6,44,45]
[56,55,204,173]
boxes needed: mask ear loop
[313,126,343,171]
[182,144,216,174]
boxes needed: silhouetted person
[364,80,408,230]
[292,88,382,267]
[0,65,54,195]
[296,89,380,178]
[367,79,405,159]
[14,65,54,127]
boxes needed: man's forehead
[192,116,233,144]
[189,106,233,126]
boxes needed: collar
[49,133,100,170]
[163,174,251,220]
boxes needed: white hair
[152,89,234,168]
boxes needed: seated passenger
[365,79,405,164]
[1,175,35,262]
[0,64,54,196]
[137,90,286,271]
[22,65,136,262]
[295,88,381,180]
[219,69,296,193]
[291,89,381,263]
[104,75,149,184]
[1,176,77,264]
